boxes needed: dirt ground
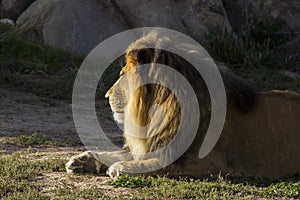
[0,86,132,196]
[0,86,123,148]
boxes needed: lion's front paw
[106,162,126,178]
[66,151,107,174]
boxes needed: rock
[0,18,14,25]
[222,0,300,60]
[113,0,231,41]
[277,34,300,61]
[222,0,300,32]
[278,69,300,79]
[16,0,128,54]
[0,0,35,20]
[16,0,231,54]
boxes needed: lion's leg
[107,158,163,177]
[66,150,132,174]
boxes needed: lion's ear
[137,48,155,64]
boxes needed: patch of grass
[0,181,45,200]
[111,174,151,188]
[97,62,122,97]
[52,188,111,199]
[0,23,82,74]
[110,174,300,199]
[289,79,300,93]
[0,150,111,199]
[34,158,67,172]
[0,178,47,200]
[248,20,292,49]
[0,152,36,179]
[0,151,299,199]
[204,20,293,69]
[264,181,300,198]
[0,22,82,100]
[0,71,77,100]
[0,151,66,179]
[198,19,300,92]
[0,151,66,199]
[16,132,81,147]
[233,175,300,198]
[139,176,259,199]
[0,22,122,100]
[234,67,300,92]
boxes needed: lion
[66,32,300,178]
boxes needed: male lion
[66,32,300,178]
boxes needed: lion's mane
[107,31,257,164]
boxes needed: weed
[0,151,299,199]
[289,79,300,93]
[234,67,300,92]
[97,61,122,97]
[0,151,66,179]
[204,20,293,69]
[110,174,300,199]
[0,23,82,74]
[0,22,82,100]
[0,151,66,199]
[53,188,111,199]
[111,174,151,188]
[16,132,81,147]
[0,182,44,200]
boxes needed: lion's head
[105,32,257,160]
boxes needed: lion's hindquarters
[225,91,300,177]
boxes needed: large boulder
[114,0,231,41]
[16,0,128,54]
[0,0,35,20]
[16,0,231,54]
[222,0,300,60]
[222,0,300,32]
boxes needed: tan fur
[67,32,300,178]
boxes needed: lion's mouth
[112,111,124,124]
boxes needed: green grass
[203,19,300,92]
[97,61,122,97]
[0,151,299,199]
[0,151,66,179]
[111,174,152,188]
[16,132,81,147]
[111,174,300,199]
[234,67,300,93]
[1,20,299,98]
[0,151,110,199]
[204,20,293,70]
[0,151,108,199]
[0,23,83,74]
[52,188,111,200]
[0,22,122,100]
[0,132,81,147]
[0,23,82,100]
[0,151,66,199]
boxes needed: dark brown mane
[133,48,258,113]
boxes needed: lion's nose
[105,91,110,98]
[105,87,112,98]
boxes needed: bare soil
[0,86,130,196]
